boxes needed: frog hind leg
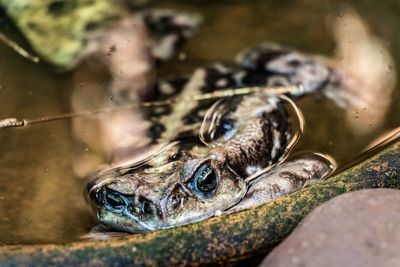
[226,154,334,213]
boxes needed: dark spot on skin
[242,50,288,71]
[147,122,166,139]
[280,171,307,187]
[182,113,201,124]
[235,71,270,87]
[142,11,197,62]
[85,22,100,31]
[107,45,117,56]
[201,67,234,93]
[144,15,174,35]
[47,0,75,16]
[26,23,47,35]
[271,184,282,194]
[153,78,188,100]
[149,106,172,116]
[287,59,302,68]
[48,1,66,15]
[181,99,215,125]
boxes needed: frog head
[87,154,247,233]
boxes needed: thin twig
[0,85,302,130]
[0,32,40,63]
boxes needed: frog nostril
[129,196,157,217]
[87,186,103,204]
[141,198,154,214]
[93,191,102,204]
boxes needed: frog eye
[189,164,218,196]
[104,188,126,210]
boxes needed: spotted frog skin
[87,41,338,232]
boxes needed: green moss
[0,0,124,67]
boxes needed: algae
[0,0,124,67]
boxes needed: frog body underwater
[87,41,338,233]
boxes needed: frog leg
[226,154,335,214]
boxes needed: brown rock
[261,189,400,267]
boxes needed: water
[1,0,400,245]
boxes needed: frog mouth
[97,208,157,233]
[89,187,158,233]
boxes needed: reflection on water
[330,9,396,135]
[1,0,400,245]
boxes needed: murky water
[1,0,400,245]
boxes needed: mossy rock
[0,0,124,67]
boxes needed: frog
[86,41,339,234]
